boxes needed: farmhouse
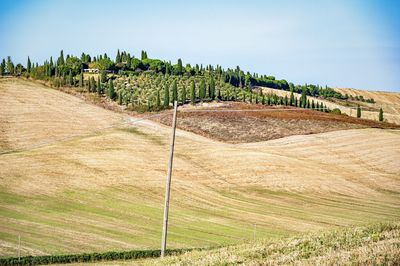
[83,68,99,73]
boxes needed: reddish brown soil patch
[153,102,399,143]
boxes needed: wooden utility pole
[161,101,178,257]
[18,235,21,262]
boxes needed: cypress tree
[199,79,206,101]
[141,50,147,60]
[58,50,65,66]
[97,77,101,95]
[0,59,5,76]
[284,95,288,106]
[171,80,178,103]
[301,88,307,107]
[118,91,123,105]
[311,99,315,109]
[217,87,221,100]
[108,80,115,100]
[116,49,121,63]
[47,63,52,77]
[68,71,73,86]
[316,102,320,110]
[6,56,14,75]
[307,99,310,109]
[156,89,161,107]
[87,78,91,92]
[210,76,216,100]
[27,56,31,73]
[262,95,265,104]
[177,58,183,75]
[90,76,96,92]
[190,80,196,104]
[379,108,383,122]
[295,97,298,107]
[181,85,186,104]
[163,83,170,107]
[79,73,84,87]
[357,105,361,118]
[100,71,107,83]
[290,91,294,106]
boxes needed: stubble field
[0,78,399,258]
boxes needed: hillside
[335,87,400,115]
[258,86,400,124]
[66,222,399,265]
[152,102,397,143]
[1,78,400,258]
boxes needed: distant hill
[257,86,400,124]
[335,87,400,115]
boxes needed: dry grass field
[335,87,400,115]
[1,78,400,259]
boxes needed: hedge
[0,248,193,266]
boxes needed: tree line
[0,50,343,99]
[0,50,383,120]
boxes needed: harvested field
[1,79,400,257]
[153,102,398,143]
[335,87,400,115]
[0,78,125,152]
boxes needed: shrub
[330,108,341,115]
[0,248,193,266]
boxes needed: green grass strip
[0,248,197,266]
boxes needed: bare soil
[152,102,399,143]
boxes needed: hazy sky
[1,0,399,91]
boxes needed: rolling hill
[1,78,399,259]
[258,86,400,124]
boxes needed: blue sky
[0,0,399,91]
